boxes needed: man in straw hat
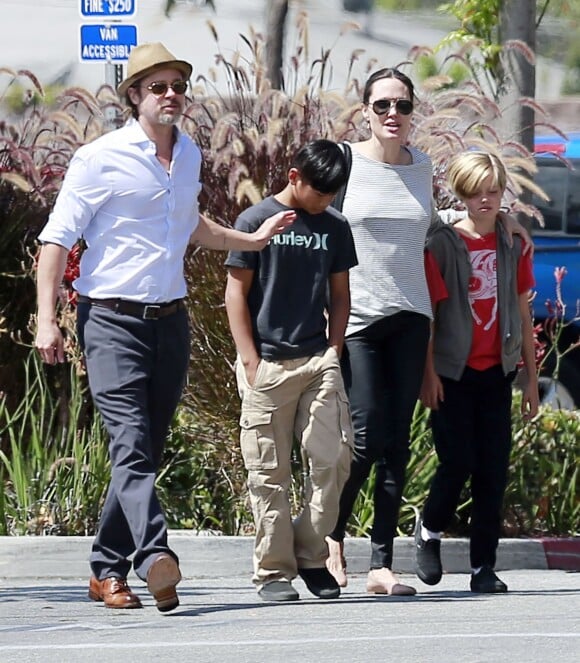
[35,42,294,612]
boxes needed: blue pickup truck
[532,133,580,408]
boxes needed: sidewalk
[1,533,578,579]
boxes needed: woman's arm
[327,271,351,357]
[419,331,444,410]
[498,212,533,255]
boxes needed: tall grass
[0,351,109,535]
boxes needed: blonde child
[415,151,539,593]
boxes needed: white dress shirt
[39,120,202,302]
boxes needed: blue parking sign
[80,1,136,18]
[80,24,137,62]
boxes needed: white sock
[421,524,441,541]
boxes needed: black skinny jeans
[330,311,430,569]
[422,365,514,569]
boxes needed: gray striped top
[343,146,438,336]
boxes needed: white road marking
[0,632,578,651]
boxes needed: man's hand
[35,321,66,365]
[251,210,296,249]
[193,211,296,251]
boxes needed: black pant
[422,365,514,569]
[77,303,190,581]
[329,311,430,569]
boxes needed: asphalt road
[1,570,579,663]
[1,535,579,663]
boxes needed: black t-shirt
[225,196,358,360]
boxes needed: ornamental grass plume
[1,13,572,536]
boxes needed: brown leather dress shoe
[147,553,181,612]
[88,576,143,609]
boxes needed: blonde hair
[447,151,507,200]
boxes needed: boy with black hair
[225,139,358,602]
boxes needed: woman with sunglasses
[324,68,455,596]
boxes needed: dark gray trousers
[77,303,189,581]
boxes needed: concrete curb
[0,533,578,579]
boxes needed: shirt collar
[123,118,183,146]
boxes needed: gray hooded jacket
[426,222,523,380]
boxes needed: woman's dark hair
[362,68,415,104]
[291,139,349,194]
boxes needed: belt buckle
[143,305,161,320]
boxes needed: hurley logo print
[270,231,329,250]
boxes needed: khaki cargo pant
[235,347,353,587]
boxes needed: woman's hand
[498,212,534,256]
[419,369,444,410]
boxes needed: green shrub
[0,15,572,539]
[0,78,120,411]
[344,397,579,540]
[505,399,579,536]
[158,407,252,534]
[0,350,109,535]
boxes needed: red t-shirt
[424,250,448,308]
[424,232,535,370]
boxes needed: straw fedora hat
[117,42,192,96]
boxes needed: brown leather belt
[78,296,185,320]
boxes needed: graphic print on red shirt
[460,232,534,370]
[463,233,500,369]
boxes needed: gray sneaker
[258,580,299,602]
[414,518,443,586]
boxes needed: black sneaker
[298,567,341,599]
[414,518,443,586]
[258,580,299,602]
[470,566,508,593]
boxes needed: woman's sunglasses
[144,80,188,96]
[370,98,414,116]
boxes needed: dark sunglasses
[370,98,414,116]
[144,80,188,96]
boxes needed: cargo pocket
[239,410,278,471]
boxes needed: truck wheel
[538,355,580,410]
[538,377,577,410]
